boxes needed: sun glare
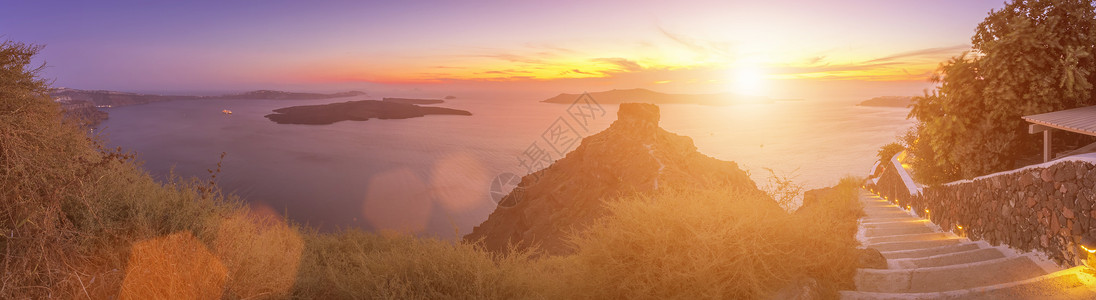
[731,65,767,96]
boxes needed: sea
[96,96,914,238]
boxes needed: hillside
[50,88,370,106]
[217,90,366,100]
[465,103,772,255]
[540,88,775,105]
[50,88,196,107]
[56,99,108,126]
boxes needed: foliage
[876,142,905,163]
[1,40,100,297]
[907,0,1096,184]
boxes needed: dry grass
[553,180,863,299]
[2,40,864,299]
[292,230,548,299]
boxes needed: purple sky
[1,0,1008,98]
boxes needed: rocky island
[381,97,445,105]
[541,88,780,105]
[264,100,471,125]
[857,96,913,107]
[217,90,366,100]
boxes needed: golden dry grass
[119,232,228,300]
[552,181,863,299]
[292,230,547,299]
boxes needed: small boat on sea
[222,109,233,115]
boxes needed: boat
[222,109,233,115]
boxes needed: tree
[907,0,1096,184]
[876,142,905,163]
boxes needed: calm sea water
[97,96,913,237]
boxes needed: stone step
[861,219,931,230]
[862,216,920,224]
[847,189,1085,298]
[881,242,983,260]
[864,210,917,219]
[865,232,953,245]
[841,267,1096,299]
[889,247,1006,269]
[863,224,936,238]
[854,255,1049,293]
[862,209,908,217]
[870,238,964,252]
[861,202,902,208]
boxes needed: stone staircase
[840,191,1096,299]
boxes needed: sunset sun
[731,65,767,96]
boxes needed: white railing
[890,151,922,196]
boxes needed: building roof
[1022,105,1096,136]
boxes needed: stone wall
[868,159,1096,266]
[873,162,913,206]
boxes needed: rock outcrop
[465,103,765,255]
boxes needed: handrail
[890,151,922,196]
[867,160,881,178]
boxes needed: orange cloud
[290,34,966,96]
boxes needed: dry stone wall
[868,160,1096,266]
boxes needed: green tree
[907,0,1096,184]
[876,142,905,163]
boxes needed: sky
[0,0,1008,99]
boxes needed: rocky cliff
[57,99,108,127]
[51,88,195,107]
[465,103,766,255]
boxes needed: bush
[1,39,105,297]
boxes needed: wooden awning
[1023,105,1096,162]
